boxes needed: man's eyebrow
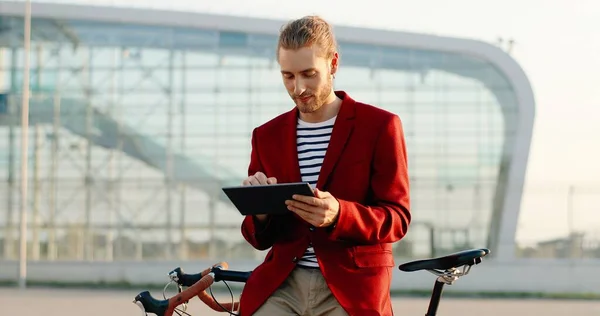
[280,68,318,74]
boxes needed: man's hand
[242,171,277,186]
[242,172,277,222]
[285,188,340,227]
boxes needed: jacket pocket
[353,244,394,268]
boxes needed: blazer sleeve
[328,114,411,244]
[240,128,278,250]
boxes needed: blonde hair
[276,15,338,61]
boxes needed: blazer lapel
[280,108,302,183]
[316,92,356,190]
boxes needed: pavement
[0,287,599,316]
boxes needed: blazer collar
[280,91,356,189]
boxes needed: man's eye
[305,72,316,77]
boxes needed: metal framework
[0,33,435,263]
[0,30,247,262]
[0,1,537,263]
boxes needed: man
[238,15,411,316]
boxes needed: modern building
[0,1,535,265]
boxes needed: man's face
[278,46,337,113]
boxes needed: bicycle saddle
[398,248,490,272]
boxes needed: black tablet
[222,182,315,216]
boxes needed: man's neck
[299,91,342,123]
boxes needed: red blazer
[238,91,411,316]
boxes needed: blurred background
[0,0,598,310]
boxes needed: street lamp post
[18,0,32,289]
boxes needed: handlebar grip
[170,267,202,287]
[170,262,250,286]
[213,269,252,283]
[134,291,168,316]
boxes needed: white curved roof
[2,1,502,56]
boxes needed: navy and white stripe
[295,115,336,268]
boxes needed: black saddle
[398,248,490,272]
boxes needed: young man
[238,16,411,316]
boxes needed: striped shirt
[295,115,337,268]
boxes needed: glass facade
[0,14,519,261]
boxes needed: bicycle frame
[133,248,490,316]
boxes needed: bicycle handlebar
[134,262,251,316]
[170,266,252,286]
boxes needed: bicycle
[133,247,490,316]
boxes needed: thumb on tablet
[267,177,277,184]
[314,188,324,198]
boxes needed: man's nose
[294,79,306,95]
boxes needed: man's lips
[298,96,313,102]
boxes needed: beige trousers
[253,267,349,316]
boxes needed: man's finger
[286,199,316,213]
[248,176,261,185]
[292,194,323,207]
[243,176,257,185]
[254,172,268,184]
[314,188,330,198]
[267,177,277,184]
[288,204,327,227]
[287,203,315,222]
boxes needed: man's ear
[330,52,339,76]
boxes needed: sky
[5,0,600,243]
